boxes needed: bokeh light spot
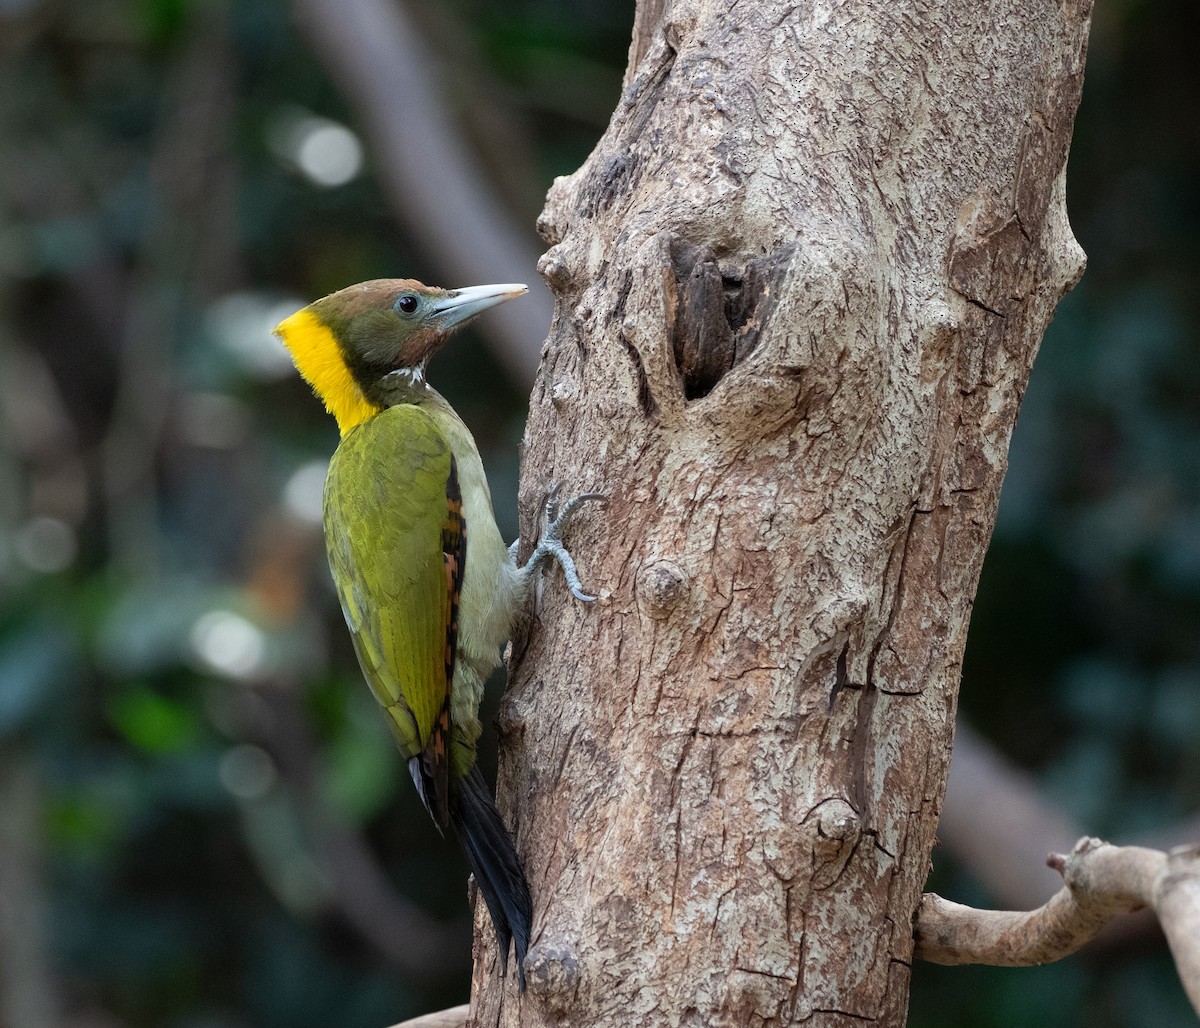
[14,516,77,573]
[296,122,363,186]
[283,460,328,526]
[190,610,266,680]
[219,744,278,800]
[208,292,304,380]
[267,107,364,188]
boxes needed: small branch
[915,837,1200,1017]
[1159,845,1200,1016]
[386,1004,469,1028]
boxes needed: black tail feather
[450,765,532,991]
[407,755,447,836]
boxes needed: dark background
[0,0,1196,1025]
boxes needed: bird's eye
[394,294,419,315]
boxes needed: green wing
[322,404,465,829]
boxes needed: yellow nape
[273,308,380,435]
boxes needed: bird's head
[273,279,526,435]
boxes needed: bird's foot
[514,482,606,602]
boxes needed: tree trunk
[475,0,1092,1024]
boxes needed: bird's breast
[420,394,521,670]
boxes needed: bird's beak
[429,283,527,331]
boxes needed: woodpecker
[274,279,600,989]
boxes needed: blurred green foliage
[0,0,1196,1025]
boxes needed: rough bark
[476,1,1093,1025]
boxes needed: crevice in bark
[829,641,851,710]
[848,680,879,822]
[582,150,644,220]
[666,237,794,400]
[619,328,659,418]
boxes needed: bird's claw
[542,482,606,542]
[518,482,606,601]
[539,538,596,602]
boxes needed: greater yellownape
[274,279,601,990]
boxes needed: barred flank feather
[450,765,532,991]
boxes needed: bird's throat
[274,308,381,435]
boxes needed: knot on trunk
[637,559,690,619]
[524,937,582,1013]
